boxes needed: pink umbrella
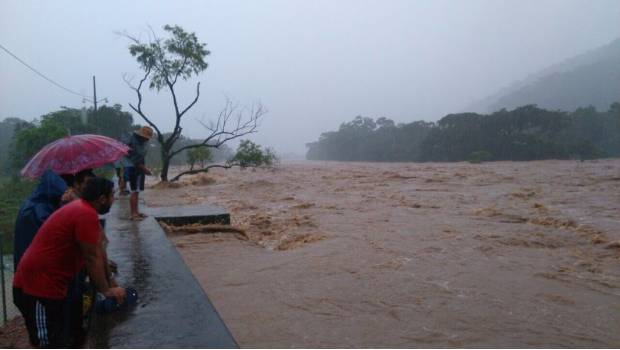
[21,134,130,178]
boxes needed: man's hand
[139,164,152,176]
[105,286,126,304]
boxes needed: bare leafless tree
[168,98,266,181]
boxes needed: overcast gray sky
[1,0,619,155]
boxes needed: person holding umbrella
[124,126,154,220]
[20,134,130,179]
[16,133,129,267]
[16,134,130,347]
[16,133,129,265]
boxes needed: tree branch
[124,68,164,143]
[172,56,189,85]
[179,82,201,118]
[166,82,200,150]
[115,30,141,44]
[168,99,265,159]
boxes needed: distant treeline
[306,103,620,162]
[0,104,233,176]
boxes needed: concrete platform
[87,199,237,348]
[149,204,230,226]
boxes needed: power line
[0,42,91,100]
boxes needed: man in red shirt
[13,177,126,348]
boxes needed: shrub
[230,140,279,168]
[468,150,493,164]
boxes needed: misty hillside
[468,38,620,113]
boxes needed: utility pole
[92,75,98,115]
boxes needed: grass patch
[0,177,36,254]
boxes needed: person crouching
[12,177,126,348]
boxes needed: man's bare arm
[101,244,119,287]
[79,241,125,303]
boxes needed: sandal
[137,213,149,218]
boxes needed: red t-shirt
[13,199,101,299]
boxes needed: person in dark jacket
[13,169,67,270]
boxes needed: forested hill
[306,103,620,162]
[468,38,620,113]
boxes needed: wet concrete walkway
[87,197,237,348]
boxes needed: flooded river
[146,159,620,347]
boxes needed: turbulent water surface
[145,160,620,348]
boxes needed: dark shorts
[13,288,65,348]
[125,166,145,192]
[62,271,87,347]
[115,167,128,181]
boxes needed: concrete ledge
[87,200,238,348]
[149,204,230,227]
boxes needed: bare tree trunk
[161,147,171,182]
[170,163,237,182]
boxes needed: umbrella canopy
[21,134,130,178]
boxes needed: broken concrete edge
[147,205,230,224]
[86,203,239,348]
[155,214,230,227]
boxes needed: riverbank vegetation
[306,103,620,162]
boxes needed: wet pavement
[87,198,237,348]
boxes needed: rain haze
[1,0,619,155]
[3,1,620,348]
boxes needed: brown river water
[145,160,620,348]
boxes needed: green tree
[9,118,67,173]
[306,103,619,162]
[89,104,134,140]
[0,117,25,175]
[187,146,212,170]
[7,105,136,175]
[123,24,264,182]
[230,140,278,168]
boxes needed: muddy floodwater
[145,160,620,348]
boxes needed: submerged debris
[276,233,327,251]
[160,221,248,240]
